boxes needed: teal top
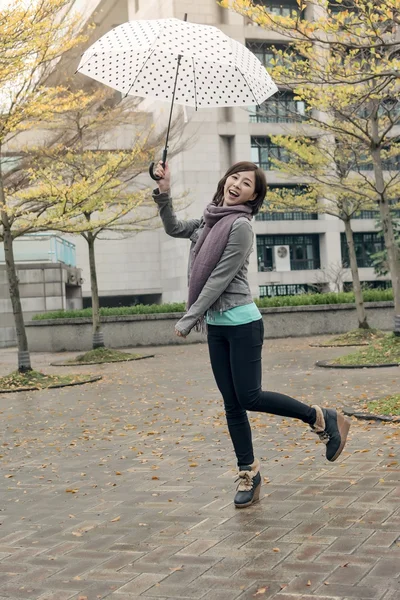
[206,302,262,326]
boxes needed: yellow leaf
[111,516,121,522]
[169,565,184,572]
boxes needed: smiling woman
[152,160,351,509]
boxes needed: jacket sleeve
[175,219,254,336]
[153,189,201,239]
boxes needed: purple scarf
[187,203,252,311]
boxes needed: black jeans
[207,319,316,467]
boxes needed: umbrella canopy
[77,18,278,109]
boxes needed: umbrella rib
[235,66,261,109]
[123,47,158,97]
[192,58,198,111]
[123,19,171,97]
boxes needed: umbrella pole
[149,13,187,181]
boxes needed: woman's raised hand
[154,161,171,193]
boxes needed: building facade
[51,0,394,305]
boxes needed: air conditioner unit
[273,245,291,272]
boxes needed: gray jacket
[153,190,254,336]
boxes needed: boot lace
[235,470,254,492]
[312,428,330,445]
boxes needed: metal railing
[0,234,76,267]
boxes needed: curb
[316,360,400,369]
[0,375,102,394]
[343,406,400,423]
[310,343,367,348]
[50,354,155,367]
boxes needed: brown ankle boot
[234,459,262,508]
[311,405,351,462]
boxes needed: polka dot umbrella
[77,15,278,180]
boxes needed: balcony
[0,234,76,267]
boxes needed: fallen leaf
[307,580,311,586]
[65,488,79,493]
[272,547,280,552]
[189,462,198,467]
[169,565,184,572]
[111,516,121,522]
[254,587,268,596]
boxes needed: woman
[153,160,350,509]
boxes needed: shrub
[255,289,393,308]
[32,302,186,320]
[32,289,393,320]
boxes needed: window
[259,284,313,297]
[357,145,400,171]
[341,232,385,268]
[251,137,290,170]
[256,211,318,221]
[256,185,318,221]
[343,280,392,292]
[249,91,306,123]
[328,0,358,15]
[257,234,321,271]
[352,210,379,219]
[252,0,301,17]
[351,207,399,219]
[246,41,298,70]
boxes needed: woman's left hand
[175,328,186,338]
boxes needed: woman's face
[223,170,256,207]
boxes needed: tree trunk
[370,143,400,334]
[0,175,31,371]
[87,232,104,349]
[343,218,370,329]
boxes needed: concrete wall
[26,302,394,352]
[0,263,83,348]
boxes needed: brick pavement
[0,336,399,600]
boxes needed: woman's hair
[211,161,267,215]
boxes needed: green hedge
[32,289,393,320]
[255,288,393,308]
[31,302,187,320]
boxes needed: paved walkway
[0,336,399,600]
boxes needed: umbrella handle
[149,149,168,181]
